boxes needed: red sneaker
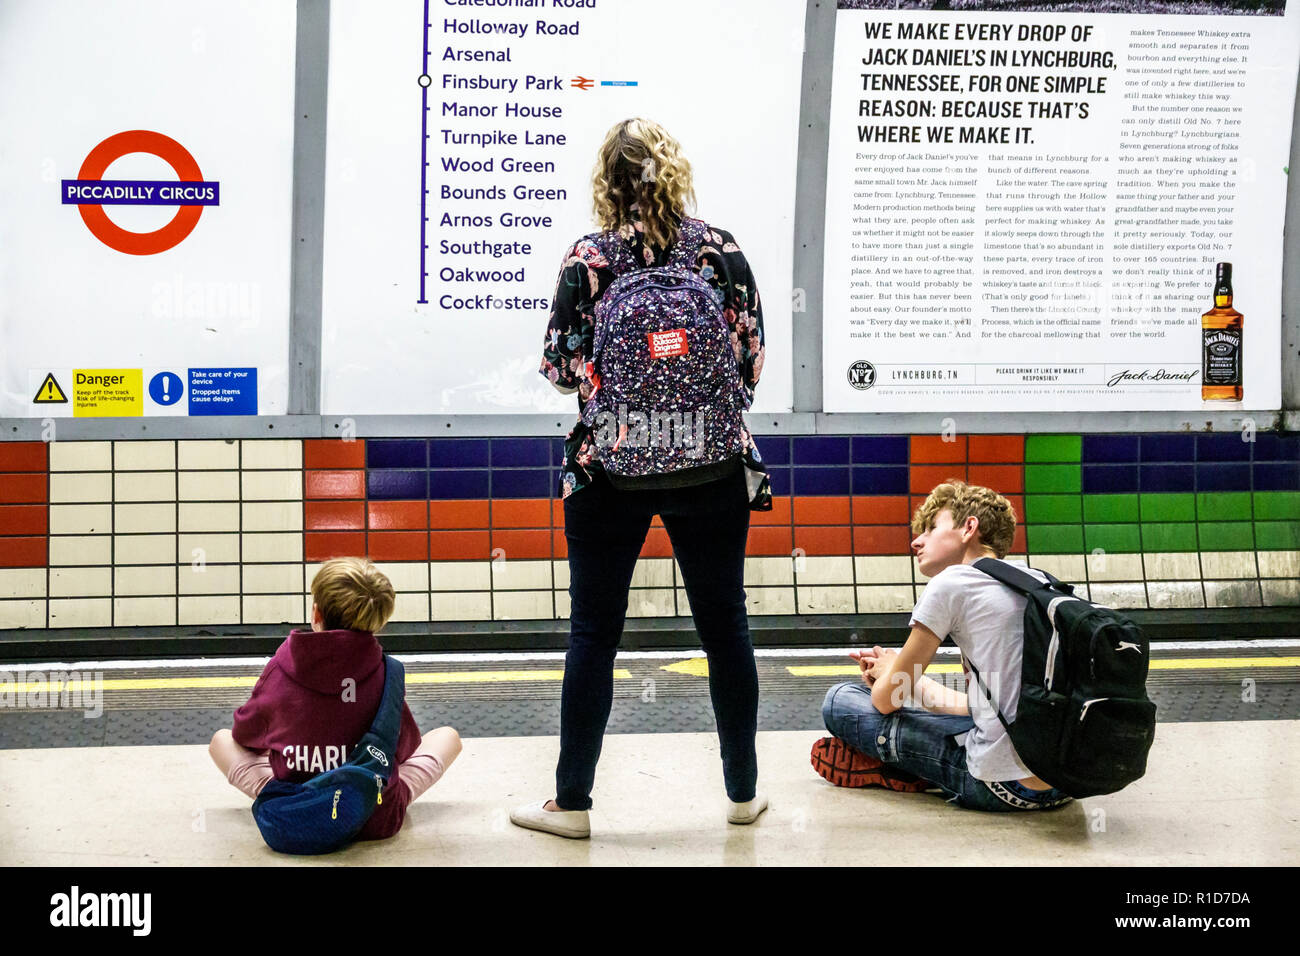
[810,736,932,792]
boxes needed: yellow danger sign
[72,369,143,417]
[32,373,68,403]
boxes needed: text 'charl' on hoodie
[231,628,422,840]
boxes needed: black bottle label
[1202,328,1241,385]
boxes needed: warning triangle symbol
[33,373,68,404]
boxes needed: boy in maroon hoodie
[209,557,462,841]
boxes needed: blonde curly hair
[911,479,1017,559]
[592,118,697,252]
[310,557,395,633]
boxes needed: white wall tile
[178,471,240,501]
[113,441,175,471]
[794,556,854,586]
[113,597,176,626]
[491,558,552,590]
[179,502,240,532]
[1085,552,1145,583]
[49,473,112,503]
[242,564,305,594]
[1204,580,1262,607]
[49,567,111,597]
[242,532,303,563]
[179,595,241,625]
[242,502,302,532]
[241,471,303,501]
[48,535,112,566]
[240,440,302,470]
[388,591,430,623]
[48,504,112,535]
[553,591,570,619]
[630,558,674,588]
[1088,583,1149,609]
[432,591,491,621]
[113,534,177,565]
[1142,552,1202,581]
[1262,579,1300,606]
[178,564,241,596]
[49,441,111,472]
[1257,550,1300,580]
[745,556,795,586]
[1145,581,1205,609]
[48,598,111,627]
[178,440,240,470]
[853,555,913,585]
[178,533,240,565]
[0,569,46,599]
[1199,551,1257,579]
[1027,554,1086,581]
[431,561,491,591]
[745,586,796,615]
[856,585,914,613]
[0,600,45,628]
[626,589,675,618]
[797,585,856,614]
[114,566,177,596]
[372,562,430,592]
[243,594,307,625]
[493,591,553,620]
[114,503,176,534]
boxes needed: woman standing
[511,118,772,838]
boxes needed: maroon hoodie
[231,628,422,841]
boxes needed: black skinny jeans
[555,463,759,809]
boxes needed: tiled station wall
[0,433,1297,630]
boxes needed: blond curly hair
[310,557,395,633]
[592,118,697,252]
[911,480,1017,559]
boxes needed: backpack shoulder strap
[963,654,1014,737]
[366,655,407,750]
[973,557,1071,596]
[665,218,707,270]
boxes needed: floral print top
[539,216,769,502]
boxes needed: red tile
[305,531,366,563]
[304,439,366,470]
[854,525,912,555]
[747,526,793,556]
[491,528,552,560]
[305,500,365,531]
[0,505,47,535]
[0,443,47,472]
[1005,495,1025,523]
[910,465,967,495]
[969,434,1024,464]
[852,495,909,524]
[794,526,852,556]
[0,474,46,504]
[793,496,851,526]
[968,464,1023,494]
[640,528,673,558]
[429,500,489,530]
[0,536,46,567]
[305,469,365,499]
[368,531,429,561]
[911,435,967,464]
[429,530,490,561]
[751,496,792,526]
[1012,526,1028,555]
[369,500,429,530]
[492,499,552,528]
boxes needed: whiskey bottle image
[1201,262,1243,402]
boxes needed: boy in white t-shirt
[812,479,1074,811]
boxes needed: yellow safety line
[788,657,1300,678]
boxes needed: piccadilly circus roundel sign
[61,130,219,255]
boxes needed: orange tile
[369,500,429,530]
[794,526,852,556]
[429,530,490,561]
[1005,495,1025,523]
[910,465,967,495]
[911,435,967,464]
[368,531,429,561]
[0,443,47,472]
[747,526,793,556]
[751,496,792,526]
[429,500,490,529]
[969,434,1024,464]
[492,499,552,528]
[305,500,365,531]
[0,536,45,567]
[552,528,568,559]
[854,525,912,555]
[305,531,366,563]
[304,439,366,470]
[304,470,365,499]
[551,500,565,527]
[0,505,47,536]
[852,495,909,525]
[0,474,47,504]
[968,464,1024,495]
[793,496,851,526]
[491,528,553,560]
[640,527,673,558]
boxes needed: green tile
[1255,521,1300,551]
[1085,524,1142,554]
[1198,521,1255,551]
[1084,494,1139,523]
[1027,524,1084,554]
[1025,494,1082,523]
[1140,493,1195,523]
[1254,492,1300,521]
[1025,464,1082,494]
[1141,523,1198,552]
[1197,492,1252,521]
[1025,435,1082,463]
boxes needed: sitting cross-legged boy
[209,557,462,841]
[812,480,1074,812]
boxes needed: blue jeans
[821,681,1074,812]
[556,464,758,810]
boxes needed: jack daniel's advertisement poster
[823,0,1299,412]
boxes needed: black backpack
[966,559,1157,798]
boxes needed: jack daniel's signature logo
[1106,368,1199,388]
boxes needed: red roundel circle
[75,130,206,255]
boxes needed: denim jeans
[821,681,1074,812]
[556,464,758,810]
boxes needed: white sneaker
[727,792,769,825]
[509,799,591,839]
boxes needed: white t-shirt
[908,561,1051,782]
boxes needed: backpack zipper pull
[331,788,342,820]
[375,774,383,805]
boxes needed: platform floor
[2,721,1296,866]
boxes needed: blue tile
[793,437,851,465]
[367,440,427,469]
[1255,463,1300,491]
[428,470,490,500]
[767,468,791,497]
[753,436,790,465]
[852,466,910,495]
[1140,464,1195,493]
[491,469,552,498]
[1197,433,1251,462]
[367,470,428,499]
[1254,432,1300,462]
[490,438,551,468]
[551,438,566,466]
[428,439,489,468]
[1083,464,1139,494]
[794,466,850,495]
[853,435,910,464]
[1082,435,1139,463]
[1140,434,1195,462]
[1197,463,1251,492]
